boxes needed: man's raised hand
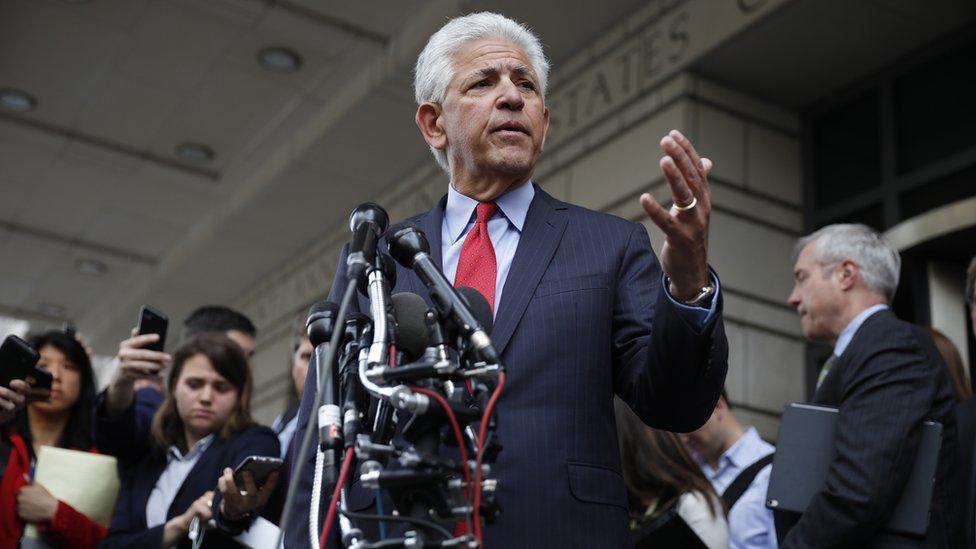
[640,129,713,302]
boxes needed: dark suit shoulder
[558,200,645,240]
[844,310,937,370]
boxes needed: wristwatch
[666,276,716,308]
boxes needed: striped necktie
[816,354,838,391]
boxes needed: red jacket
[0,433,107,548]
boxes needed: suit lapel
[491,185,569,356]
[168,437,225,518]
[135,453,169,527]
[396,194,447,298]
[421,194,446,272]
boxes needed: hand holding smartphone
[233,455,283,489]
[137,306,168,353]
[0,335,52,402]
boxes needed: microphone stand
[276,279,360,549]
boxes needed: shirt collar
[167,433,215,462]
[833,304,888,357]
[722,427,761,469]
[445,181,535,244]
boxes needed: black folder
[765,403,942,537]
[631,506,707,549]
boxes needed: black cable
[338,508,455,540]
[277,279,360,547]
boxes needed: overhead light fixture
[38,303,67,318]
[257,46,302,73]
[75,258,108,276]
[0,88,37,112]
[174,142,215,163]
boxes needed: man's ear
[837,260,858,291]
[416,102,447,151]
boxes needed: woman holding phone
[0,330,104,548]
[97,333,280,548]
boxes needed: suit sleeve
[212,426,281,535]
[781,341,938,547]
[92,389,157,465]
[612,224,728,432]
[99,468,165,549]
[285,244,360,549]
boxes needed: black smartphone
[0,335,52,400]
[0,335,40,388]
[137,305,168,352]
[233,455,283,489]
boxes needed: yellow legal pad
[24,446,120,539]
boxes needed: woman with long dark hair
[0,330,104,547]
[97,333,279,548]
[615,398,729,549]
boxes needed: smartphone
[137,305,168,352]
[233,455,283,489]
[0,335,52,399]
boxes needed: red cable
[472,371,506,545]
[320,446,356,548]
[410,386,471,500]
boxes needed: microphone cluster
[293,202,506,549]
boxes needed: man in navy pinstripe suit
[287,12,728,548]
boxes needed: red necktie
[454,202,498,312]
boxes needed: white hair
[794,223,902,302]
[413,12,550,172]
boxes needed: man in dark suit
[782,224,963,548]
[286,12,728,547]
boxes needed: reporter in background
[183,306,258,359]
[615,399,729,549]
[782,224,962,548]
[926,327,971,403]
[0,331,104,548]
[97,333,279,548]
[683,390,777,549]
[954,255,976,548]
[100,305,258,455]
[270,315,312,459]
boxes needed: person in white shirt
[684,390,777,549]
[615,398,729,549]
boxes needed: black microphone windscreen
[306,301,338,327]
[391,292,430,362]
[306,301,339,346]
[457,287,493,335]
[348,203,389,234]
[386,222,430,267]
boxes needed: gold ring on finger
[673,197,697,212]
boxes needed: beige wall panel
[724,320,748,406]
[693,104,745,186]
[734,409,781,442]
[747,124,802,205]
[565,101,687,210]
[744,328,806,412]
[708,211,796,301]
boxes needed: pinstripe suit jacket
[781,309,964,548]
[287,184,729,548]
